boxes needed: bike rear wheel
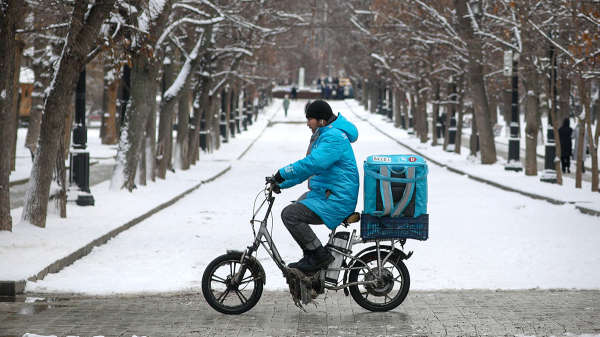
[202,252,264,314]
[348,250,410,312]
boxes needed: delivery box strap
[379,166,416,217]
[365,166,428,183]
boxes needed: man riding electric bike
[272,100,360,272]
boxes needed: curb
[8,161,101,187]
[0,166,231,297]
[345,102,599,217]
[8,179,29,187]
[1,105,280,297]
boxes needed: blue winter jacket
[278,113,359,229]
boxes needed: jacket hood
[562,118,570,128]
[321,113,358,143]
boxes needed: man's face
[307,118,322,133]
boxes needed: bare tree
[0,0,26,231]
[453,0,497,164]
[22,0,118,227]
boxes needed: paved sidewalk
[1,290,599,337]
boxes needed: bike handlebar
[265,176,281,195]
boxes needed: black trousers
[281,192,324,251]
[561,156,570,173]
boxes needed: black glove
[272,183,281,194]
[274,171,285,184]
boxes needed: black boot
[288,249,310,269]
[297,246,334,272]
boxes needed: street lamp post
[69,69,95,206]
[541,43,557,183]
[504,50,523,172]
[446,80,457,152]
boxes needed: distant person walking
[283,94,290,117]
[291,86,297,100]
[572,120,589,173]
[558,118,573,173]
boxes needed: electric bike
[201,177,425,314]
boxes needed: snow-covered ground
[2,98,597,297]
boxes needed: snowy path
[26,101,600,295]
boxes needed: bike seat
[342,212,361,224]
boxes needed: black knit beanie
[305,100,334,120]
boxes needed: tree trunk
[49,130,68,218]
[101,65,119,145]
[370,80,378,113]
[400,90,408,130]
[224,85,232,138]
[25,67,50,156]
[175,77,191,170]
[22,0,114,227]
[453,0,497,164]
[350,78,358,103]
[417,87,428,143]
[0,0,25,231]
[548,49,562,185]
[470,113,478,157]
[431,81,440,146]
[188,74,212,165]
[574,116,585,189]
[558,73,571,125]
[580,79,598,192]
[362,79,369,110]
[111,54,156,191]
[204,94,215,153]
[393,89,402,128]
[145,79,158,183]
[443,81,454,151]
[11,39,24,172]
[409,92,417,135]
[156,47,175,179]
[523,52,540,176]
[211,93,221,150]
[188,86,202,166]
[489,89,498,126]
[455,81,464,155]
[156,26,211,177]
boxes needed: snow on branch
[349,16,371,35]
[197,0,223,17]
[410,36,467,54]
[156,16,224,47]
[354,10,377,15]
[528,19,580,64]
[483,12,518,27]
[475,30,518,52]
[466,2,481,34]
[574,48,600,68]
[371,53,392,70]
[213,47,253,57]
[578,13,600,27]
[172,3,211,18]
[371,53,416,81]
[149,0,169,22]
[274,11,305,21]
[413,0,461,42]
[226,16,272,33]
[163,36,205,101]
[16,22,70,34]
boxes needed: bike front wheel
[202,252,264,314]
[348,250,410,312]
